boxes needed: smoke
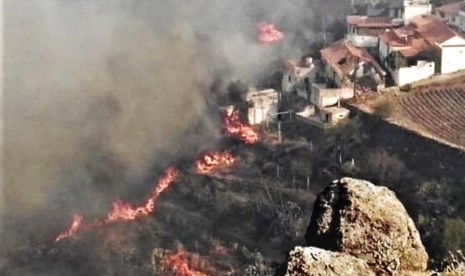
[2,0,347,255]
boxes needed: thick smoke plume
[2,0,345,254]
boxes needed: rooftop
[380,15,463,56]
[283,58,314,80]
[321,40,386,79]
[347,15,401,28]
[379,26,430,57]
[435,1,461,15]
[415,17,458,45]
[246,89,279,103]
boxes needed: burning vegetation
[258,22,284,44]
[55,167,180,242]
[48,106,265,274]
[162,250,208,276]
[195,151,236,175]
[54,106,259,244]
[223,106,259,144]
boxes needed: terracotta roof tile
[346,15,401,28]
[321,40,385,79]
[435,2,461,15]
[417,20,457,45]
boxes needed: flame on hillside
[55,105,257,243]
[223,106,258,144]
[55,167,179,242]
[55,214,84,243]
[162,250,207,276]
[195,151,235,174]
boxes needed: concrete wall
[460,10,465,32]
[310,84,354,108]
[319,108,350,125]
[440,38,465,74]
[403,1,432,24]
[281,69,315,97]
[248,104,278,125]
[282,72,294,93]
[379,41,390,67]
[394,60,435,86]
[247,89,279,125]
[347,33,379,48]
[324,64,344,87]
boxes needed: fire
[258,22,284,44]
[223,106,259,144]
[195,151,235,174]
[105,167,179,223]
[162,250,207,276]
[55,167,179,242]
[55,214,84,242]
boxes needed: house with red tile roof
[411,15,465,74]
[434,1,462,29]
[346,15,403,48]
[378,15,465,85]
[320,40,386,89]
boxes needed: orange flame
[195,151,235,174]
[55,167,179,242]
[223,106,259,144]
[162,250,207,276]
[55,214,84,242]
[105,167,179,223]
[258,22,284,44]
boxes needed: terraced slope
[396,86,465,151]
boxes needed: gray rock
[286,246,375,276]
[305,177,428,274]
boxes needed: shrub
[400,83,412,92]
[373,99,394,119]
[367,149,406,184]
[443,218,465,253]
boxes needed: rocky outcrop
[286,246,375,276]
[287,177,428,275]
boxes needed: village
[4,1,465,275]
[243,0,465,139]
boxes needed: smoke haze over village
[2,0,346,251]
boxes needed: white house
[403,0,432,25]
[246,89,279,125]
[434,1,462,29]
[281,58,316,99]
[379,25,435,86]
[378,15,465,85]
[413,16,465,74]
[346,15,402,48]
[321,40,386,89]
[319,106,350,126]
[310,83,354,108]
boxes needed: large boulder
[305,177,428,274]
[286,246,375,276]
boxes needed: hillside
[392,85,465,152]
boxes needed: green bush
[373,99,394,119]
[443,218,465,252]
